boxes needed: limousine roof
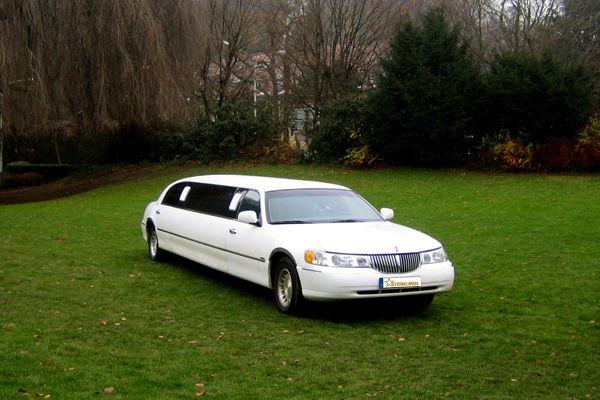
[175,175,349,192]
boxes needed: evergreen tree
[366,8,482,166]
[484,51,592,142]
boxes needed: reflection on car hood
[273,221,441,254]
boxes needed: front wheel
[274,258,303,314]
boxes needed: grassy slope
[0,165,598,399]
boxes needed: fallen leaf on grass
[188,340,198,344]
[195,390,205,396]
[195,383,204,387]
[98,320,107,326]
[247,332,254,337]
[282,329,291,333]
[585,393,592,398]
[104,387,115,394]
[216,332,225,340]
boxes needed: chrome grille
[370,253,421,274]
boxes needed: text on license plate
[379,277,422,289]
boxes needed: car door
[154,182,190,253]
[226,189,268,286]
[176,183,237,272]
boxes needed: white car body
[141,175,454,310]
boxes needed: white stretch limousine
[141,175,455,313]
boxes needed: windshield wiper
[270,220,313,225]
[331,219,364,223]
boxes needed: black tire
[147,225,163,261]
[407,294,434,309]
[273,257,303,314]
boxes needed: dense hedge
[2,102,274,166]
[483,51,592,143]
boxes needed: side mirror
[380,208,394,221]
[238,210,259,225]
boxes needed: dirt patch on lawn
[0,163,180,205]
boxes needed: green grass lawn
[1,164,598,399]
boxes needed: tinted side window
[186,183,237,218]
[162,183,187,206]
[238,190,261,218]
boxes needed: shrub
[262,140,300,164]
[3,122,189,165]
[575,116,600,170]
[484,51,593,143]
[188,102,274,162]
[0,172,44,188]
[479,133,534,171]
[104,122,189,163]
[344,130,379,169]
[365,8,483,166]
[5,162,77,179]
[308,96,366,163]
[535,138,576,171]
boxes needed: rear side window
[162,182,188,206]
[186,183,237,218]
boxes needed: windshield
[266,189,383,224]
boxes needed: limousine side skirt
[157,228,266,263]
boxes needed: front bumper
[298,261,455,301]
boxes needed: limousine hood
[272,221,441,255]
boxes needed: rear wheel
[147,225,163,261]
[274,257,303,314]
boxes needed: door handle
[155,210,161,214]
[229,228,237,235]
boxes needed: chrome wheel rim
[150,231,158,257]
[277,269,292,308]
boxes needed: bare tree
[256,0,292,132]
[196,0,256,117]
[557,0,600,100]
[284,0,398,111]
[482,0,562,54]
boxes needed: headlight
[304,250,370,267]
[420,247,448,264]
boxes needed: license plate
[379,277,422,289]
